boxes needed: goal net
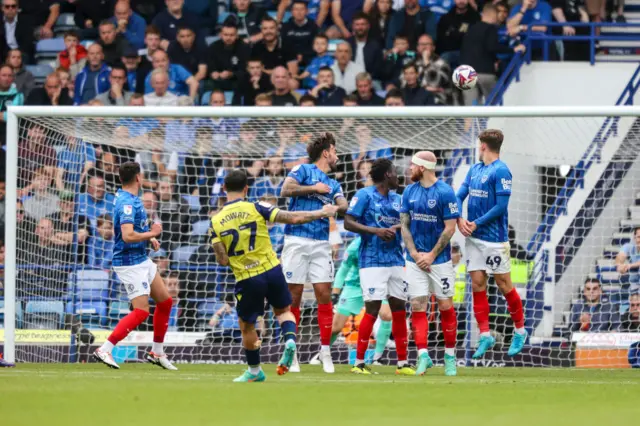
[3,106,640,369]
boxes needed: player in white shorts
[457,129,527,359]
[344,158,416,375]
[93,162,177,371]
[400,151,460,376]
[280,133,348,373]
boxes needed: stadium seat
[34,38,65,61]
[66,301,108,328]
[172,245,201,263]
[24,301,65,329]
[26,64,54,85]
[328,39,344,53]
[181,194,201,211]
[67,269,110,302]
[201,90,212,106]
[224,91,233,105]
[53,13,77,36]
[0,299,24,328]
[205,36,220,46]
[80,40,95,49]
[191,219,211,236]
[217,11,230,24]
[109,301,130,320]
[197,298,224,323]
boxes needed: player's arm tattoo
[281,177,320,197]
[274,209,327,225]
[400,213,418,256]
[432,218,457,258]
[212,242,230,266]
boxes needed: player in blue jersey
[456,129,527,359]
[280,133,349,373]
[400,151,460,377]
[345,158,416,375]
[94,162,177,370]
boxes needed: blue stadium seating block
[67,269,110,301]
[201,90,212,106]
[66,301,108,328]
[217,11,230,24]
[191,219,211,236]
[0,299,24,328]
[109,301,131,321]
[198,298,223,318]
[35,38,65,55]
[24,301,65,329]
[205,36,220,46]
[26,64,54,81]
[55,13,76,28]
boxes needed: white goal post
[4,105,640,368]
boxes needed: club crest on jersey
[127,284,135,293]
[368,288,375,295]
[142,282,148,289]
[428,199,437,208]
[123,205,133,215]
[349,197,358,208]
[286,271,293,279]
[392,202,400,211]
[481,175,488,183]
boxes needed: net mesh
[6,110,640,367]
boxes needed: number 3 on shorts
[485,255,502,270]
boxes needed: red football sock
[290,306,301,332]
[440,307,458,349]
[504,288,525,329]
[153,297,173,344]
[411,311,428,351]
[317,303,333,346]
[356,313,376,360]
[107,309,149,346]
[472,290,490,333]
[392,310,408,362]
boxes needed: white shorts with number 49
[406,261,455,300]
[359,266,407,302]
[466,237,511,274]
[113,258,158,301]
[281,236,334,284]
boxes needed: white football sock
[445,348,456,357]
[152,342,164,355]
[515,327,526,335]
[99,341,114,353]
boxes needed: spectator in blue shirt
[617,227,640,293]
[249,157,285,201]
[152,0,204,50]
[88,214,115,269]
[298,34,334,89]
[507,0,554,59]
[55,137,96,192]
[144,49,199,99]
[77,174,116,227]
[74,44,111,105]
[570,278,620,332]
[112,1,147,50]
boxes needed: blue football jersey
[346,186,404,269]
[284,163,344,241]
[112,189,150,267]
[401,181,460,265]
[458,160,512,243]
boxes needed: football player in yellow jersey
[210,169,339,382]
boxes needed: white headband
[412,155,436,170]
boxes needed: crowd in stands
[0,0,636,337]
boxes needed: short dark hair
[307,133,336,163]
[300,94,317,105]
[584,277,601,287]
[224,169,248,192]
[318,66,333,74]
[97,214,113,227]
[479,129,504,153]
[385,88,403,100]
[403,62,418,74]
[167,270,180,280]
[247,57,263,64]
[314,33,329,42]
[261,16,277,26]
[394,34,409,42]
[352,12,370,23]
[292,0,308,7]
[119,162,141,185]
[221,19,238,30]
[145,25,161,36]
[634,226,640,236]
[0,64,13,74]
[176,25,195,34]
[99,19,115,29]
[370,158,394,184]
[110,64,127,75]
[63,30,80,40]
[343,93,358,104]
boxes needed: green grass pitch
[1,364,638,426]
